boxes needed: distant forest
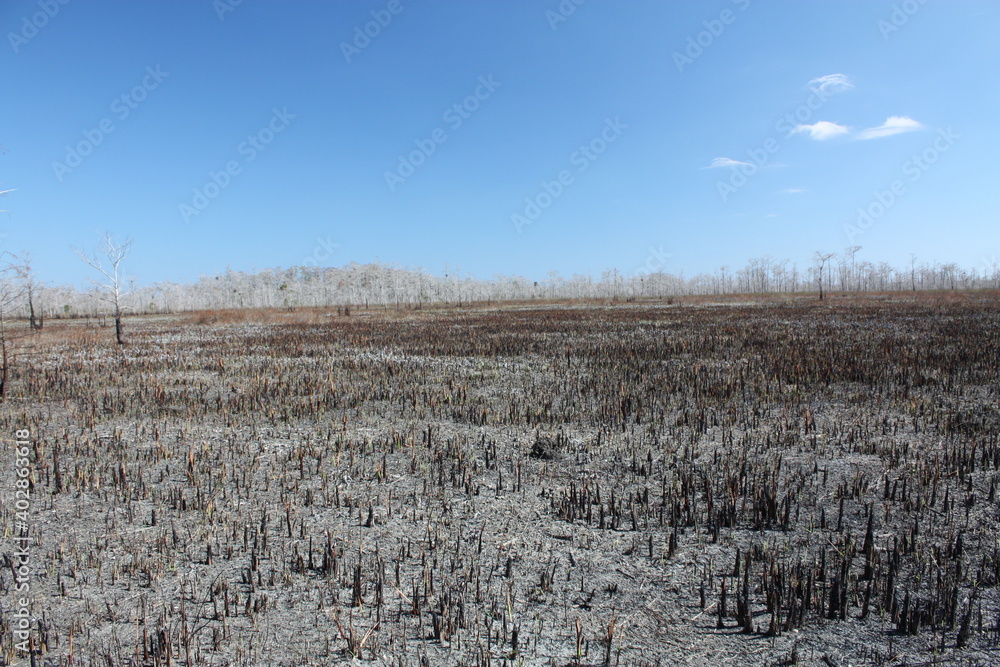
[6,250,999,321]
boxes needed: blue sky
[3,0,998,287]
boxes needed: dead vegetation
[1,293,999,665]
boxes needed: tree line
[3,235,998,333]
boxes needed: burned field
[3,294,1000,666]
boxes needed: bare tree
[813,251,835,301]
[74,233,132,345]
[11,252,42,330]
[940,262,958,290]
[0,255,27,400]
[845,245,862,292]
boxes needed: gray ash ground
[2,293,999,666]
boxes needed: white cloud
[807,73,853,95]
[704,157,752,169]
[782,188,806,194]
[856,116,924,140]
[791,121,851,140]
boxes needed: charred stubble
[2,293,999,665]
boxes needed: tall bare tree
[11,251,42,330]
[844,245,862,292]
[813,251,835,301]
[75,233,132,345]
[0,254,27,400]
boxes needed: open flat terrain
[2,292,1000,666]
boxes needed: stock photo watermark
[384,74,501,192]
[213,0,244,21]
[9,428,33,656]
[51,65,169,182]
[709,74,853,201]
[773,75,853,139]
[633,245,672,277]
[8,0,70,53]
[878,0,929,40]
[341,0,407,63]
[546,0,587,30]
[844,127,958,243]
[709,140,780,203]
[179,107,295,223]
[673,0,751,73]
[303,235,340,267]
[511,117,627,234]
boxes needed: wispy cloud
[704,157,752,169]
[781,188,806,194]
[807,73,853,95]
[856,115,924,140]
[791,121,851,140]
